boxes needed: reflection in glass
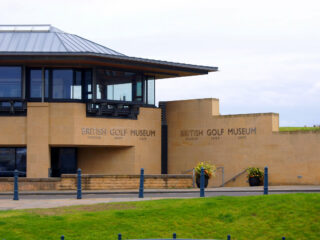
[147,76,155,105]
[0,67,21,98]
[29,70,42,98]
[96,69,133,101]
[0,148,26,177]
[52,70,82,100]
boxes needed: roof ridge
[69,33,126,56]
[54,32,68,51]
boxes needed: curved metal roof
[0,25,124,56]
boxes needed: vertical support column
[139,168,144,198]
[159,102,168,174]
[27,103,50,178]
[200,167,205,197]
[13,169,19,201]
[264,166,268,195]
[77,168,82,199]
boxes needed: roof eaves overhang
[0,52,218,79]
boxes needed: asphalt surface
[0,190,319,200]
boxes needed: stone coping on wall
[0,177,61,182]
[213,112,279,118]
[61,174,192,179]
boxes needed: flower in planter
[194,162,216,179]
[246,167,264,179]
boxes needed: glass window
[45,70,49,98]
[0,148,26,177]
[0,66,22,98]
[52,70,73,99]
[147,76,155,105]
[29,69,42,98]
[84,70,92,100]
[96,69,134,101]
[16,148,26,174]
[73,71,82,100]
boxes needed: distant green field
[279,126,320,132]
[0,194,320,240]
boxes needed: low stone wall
[0,177,60,192]
[0,174,193,192]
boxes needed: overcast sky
[1,0,319,126]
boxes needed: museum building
[0,25,217,179]
[1,25,320,189]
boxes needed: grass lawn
[0,194,320,240]
[279,127,320,132]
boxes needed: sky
[1,0,319,126]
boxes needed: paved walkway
[1,185,320,195]
[0,186,319,210]
[0,197,162,211]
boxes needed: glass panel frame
[0,66,22,99]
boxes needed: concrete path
[0,197,162,211]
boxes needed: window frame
[0,147,26,177]
[0,65,23,100]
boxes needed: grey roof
[0,25,124,56]
[0,25,218,73]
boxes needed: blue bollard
[200,167,205,197]
[282,237,285,240]
[77,168,82,199]
[61,235,64,240]
[13,169,19,201]
[139,168,144,198]
[227,235,231,240]
[173,233,177,239]
[118,233,122,240]
[264,166,268,195]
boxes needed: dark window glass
[135,79,143,102]
[96,69,134,101]
[84,70,92,100]
[45,70,49,98]
[16,148,26,174]
[147,76,155,105]
[29,69,42,98]
[0,148,26,177]
[0,67,21,98]
[52,70,73,99]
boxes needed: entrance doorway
[51,147,77,177]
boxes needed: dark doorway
[51,148,77,177]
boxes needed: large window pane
[29,69,42,98]
[96,69,133,101]
[0,148,15,177]
[0,66,21,98]
[16,148,26,176]
[73,71,82,100]
[52,70,73,99]
[147,76,155,105]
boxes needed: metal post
[77,168,82,199]
[264,166,268,195]
[139,168,144,198]
[13,169,19,201]
[118,233,122,240]
[227,235,231,240]
[192,168,195,188]
[282,237,285,240]
[200,167,205,197]
[61,235,65,240]
[221,167,225,187]
[173,233,176,239]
